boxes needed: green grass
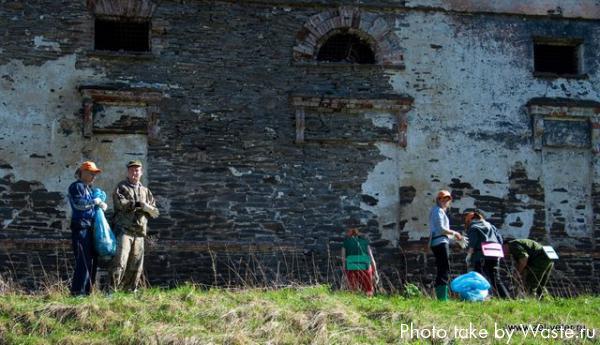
[0,285,598,344]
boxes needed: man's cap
[127,159,143,168]
[80,161,102,173]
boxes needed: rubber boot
[435,285,449,301]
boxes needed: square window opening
[534,40,582,76]
[95,18,150,52]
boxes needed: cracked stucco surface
[0,55,148,212]
[360,12,599,243]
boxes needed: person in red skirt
[341,228,379,296]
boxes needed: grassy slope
[0,285,598,345]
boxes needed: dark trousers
[474,258,510,299]
[431,243,449,287]
[525,260,553,297]
[71,228,97,296]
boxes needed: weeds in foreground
[0,284,598,345]
[0,244,596,344]
[4,243,591,300]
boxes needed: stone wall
[1,0,599,294]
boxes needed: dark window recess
[317,33,375,64]
[95,19,150,52]
[534,43,580,75]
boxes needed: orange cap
[80,161,102,173]
[436,190,452,201]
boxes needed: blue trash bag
[450,271,491,301]
[91,188,116,257]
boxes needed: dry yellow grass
[0,284,598,345]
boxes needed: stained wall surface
[1,0,599,293]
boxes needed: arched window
[293,8,403,67]
[317,33,375,64]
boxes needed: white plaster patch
[406,0,600,20]
[33,36,61,52]
[361,143,400,245]
[129,80,181,90]
[94,105,147,128]
[515,193,531,204]
[228,167,252,177]
[542,149,592,238]
[192,110,219,120]
[451,196,477,215]
[86,135,148,209]
[1,209,19,229]
[264,127,276,137]
[0,54,103,195]
[375,10,600,249]
[503,210,534,239]
[364,111,395,130]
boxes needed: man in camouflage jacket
[110,159,159,291]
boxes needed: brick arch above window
[293,7,404,68]
[87,0,157,18]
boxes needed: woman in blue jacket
[68,161,107,296]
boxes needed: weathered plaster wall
[236,0,600,19]
[369,11,600,289]
[1,0,599,293]
[367,11,600,245]
[0,55,96,224]
[407,0,600,19]
[0,55,151,222]
[0,1,155,284]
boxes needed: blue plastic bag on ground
[450,271,491,301]
[91,188,116,257]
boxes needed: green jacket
[343,236,371,270]
[113,180,157,236]
[507,239,549,270]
